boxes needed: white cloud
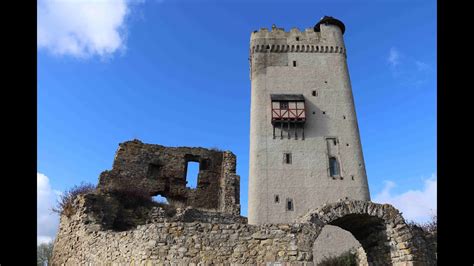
[388,47,400,67]
[386,47,433,87]
[38,172,61,245]
[373,173,437,224]
[415,60,431,72]
[37,0,141,58]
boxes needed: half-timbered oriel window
[271,94,306,140]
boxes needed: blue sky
[37,0,436,244]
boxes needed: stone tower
[248,16,370,224]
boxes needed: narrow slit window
[274,195,279,203]
[284,153,292,164]
[287,199,294,211]
[293,61,297,67]
[329,157,340,177]
[312,90,317,96]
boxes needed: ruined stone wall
[97,139,240,215]
[52,196,436,265]
[299,200,437,266]
[52,195,320,265]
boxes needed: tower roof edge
[314,16,345,34]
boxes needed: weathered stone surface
[97,139,240,216]
[299,200,437,266]
[51,141,435,265]
[51,194,321,265]
[52,197,435,265]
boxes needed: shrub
[318,250,357,266]
[408,214,437,235]
[209,146,224,152]
[52,182,96,217]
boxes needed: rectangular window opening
[185,161,199,189]
[312,90,317,96]
[274,195,279,203]
[293,61,297,67]
[329,157,340,177]
[284,153,292,164]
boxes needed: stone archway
[299,200,435,266]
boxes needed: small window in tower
[280,101,289,109]
[312,90,317,96]
[323,111,326,115]
[296,37,300,41]
[333,139,337,145]
[274,195,279,203]
[329,157,340,177]
[287,199,294,211]
[284,153,292,164]
[293,61,297,67]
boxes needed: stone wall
[52,196,436,265]
[298,200,437,265]
[52,195,320,265]
[97,139,240,215]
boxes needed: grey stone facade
[248,17,370,225]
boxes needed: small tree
[408,214,437,235]
[37,241,54,266]
[52,182,96,217]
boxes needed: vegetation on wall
[52,182,96,217]
[317,250,358,266]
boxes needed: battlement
[251,43,345,55]
[250,16,346,55]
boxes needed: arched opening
[312,225,367,265]
[152,194,168,204]
[327,214,390,265]
[303,201,432,265]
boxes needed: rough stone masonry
[51,139,436,265]
[97,139,241,216]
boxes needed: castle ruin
[51,17,436,265]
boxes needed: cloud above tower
[37,0,144,59]
[373,173,437,224]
